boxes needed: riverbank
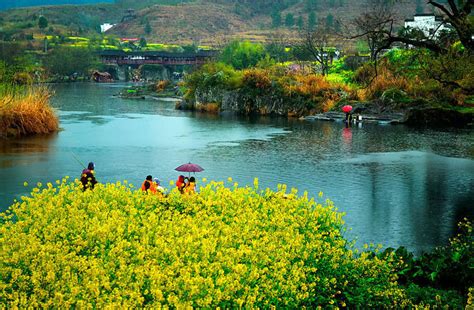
[0,85,59,138]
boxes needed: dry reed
[0,86,59,138]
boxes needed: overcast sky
[0,0,114,10]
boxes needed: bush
[220,41,267,70]
[0,179,411,308]
[183,62,243,99]
[0,85,58,138]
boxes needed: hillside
[0,0,114,11]
[108,0,428,45]
[0,0,433,46]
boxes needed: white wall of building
[404,15,450,38]
[100,23,115,33]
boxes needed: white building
[100,23,116,33]
[404,14,450,38]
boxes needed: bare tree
[352,0,397,61]
[350,0,473,56]
[298,25,335,75]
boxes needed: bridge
[99,50,217,66]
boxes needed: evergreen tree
[308,11,317,30]
[285,13,295,28]
[144,21,152,35]
[38,16,48,29]
[271,10,282,28]
[305,0,318,10]
[297,15,304,30]
[325,14,334,29]
[328,0,336,8]
[139,37,147,48]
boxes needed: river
[1,82,473,254]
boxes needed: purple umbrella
[175,162,204,176]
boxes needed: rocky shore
[177,89,473,128]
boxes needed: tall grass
[0,85,59,138]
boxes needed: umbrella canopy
[342,105,353,113]
[175,162,204,173]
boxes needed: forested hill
[0,0,114,11]
[1,0,431,45]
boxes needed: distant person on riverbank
[345,112,352,124]
[176,175,188,194]
[80,162,97,191]
[185,176,196,194]
[141,175,157,194]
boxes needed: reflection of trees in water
[0,134,57,156]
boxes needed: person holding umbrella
[175,162,204,194]
[184,176,196,194]
[176,175,187,194]
[342,105,353,124]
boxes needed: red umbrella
[342,105,353,113]
[175,162,204,176]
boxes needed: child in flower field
[154,178,166,195]
[80,162,97,191]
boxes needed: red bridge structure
[99,50,217,67]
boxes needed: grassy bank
[0,179,471,307]
[0,86,59,138]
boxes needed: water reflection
[0,82,473,255]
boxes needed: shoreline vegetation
[0,85,59,138]
[174,48,473,128]
[0,179,472,307]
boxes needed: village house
[404,14,451,38]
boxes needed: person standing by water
[80,162,97,191]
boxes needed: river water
[1,83,473,253]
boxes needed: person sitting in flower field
[176,175,188,194]
[184,176,196,194]
[80,162,97,191]
[141,175,157,194]
[154,178,166,195]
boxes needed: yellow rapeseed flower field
[0,178,411,307]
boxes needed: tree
[325,14,334,29]
[298,26,334,75]
[38,16,48,29]
[350,0,473,91]
[305,0,318,10]
[220,41,267,70]
[351,0,473,56]
[139,37,147,48]
[308,12,317,30]
[271,10,282,28]
[297,15,304,30]
[43,47,97,77]
[144,21,152,35]
[285,13,295,28]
